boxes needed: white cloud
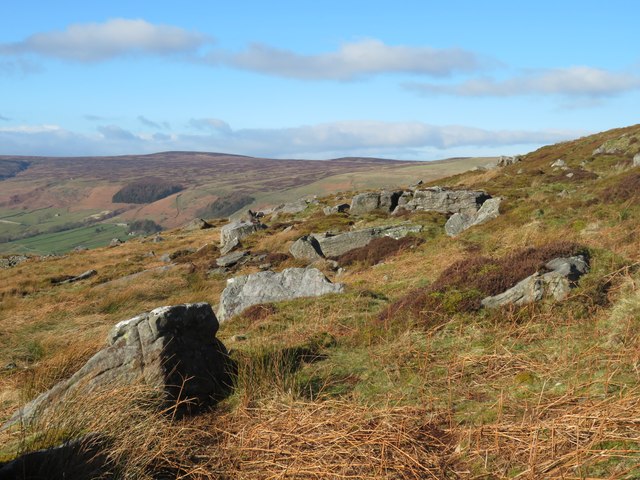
[406,66,640,98]
[138,115,170,130]
[0,18,209,62]
[188,118,232,133]
[0,120,582,158]
[212,39,487,80]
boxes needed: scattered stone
[323,203,350,215]
[109,238,122,247]
[409,180,424,189]
[259,263,272,270]
[481,256,589,309]
[289,235,324,261]
[445,197,502,237]
[2,362,17,371]
[217,268,344,321]
[216,250,249,268]
[634,153,640,167]
[517,168,524,174]
[4,303,233,427]
[0,255,29,269]
[551,159,566,168]
[152,235,164,243]
[207,267,228,277]
[73,246,88,252]
[220,237,240,255]
[230,334,247,342]
[182,218,213,231]
[51,270,97,285]
[566,172,574,178]
[160,253,172,263]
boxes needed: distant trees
[112,179,183,204]
[197,193,255,218]
[127,219,163,235]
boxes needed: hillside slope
[0,152,492,254]
[1,125,639,478]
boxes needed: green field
[0,223,128,255]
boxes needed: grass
[0,223,128,255]
[3,126,640,477]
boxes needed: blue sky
[1,1,638,159]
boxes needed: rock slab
[6,303,232,427]
[220,220,265,252]
[445,197,502,236]
[481,256,589,308]
[217,268,344,321]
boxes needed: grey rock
[551,159,566,168]
[207,267,228,277]
[219,237,240,255]
[53,270,97,285]
[109,238,122,247]
[160,253,172,263]
[5,303,232,427]
[152,235,164,243]
[289,235,324,260]
[481,256,589,309]
[0,255,29,269]
[217,268,344,321]
[313,224,423,258]
[634,152,640,167]
[403,187,490,215]
[182,218,213,231]
[323,203,350,215]
[349,191,402,215]
[216,250,248,268]
[497,155,522,167]
[230,334,247,342]
[220,220,265,251]
[445,197,502,236]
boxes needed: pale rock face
[445,197,502,237]
[5,303,233,427]
[481,256,589,309]
[216,268,344,321]
[349,191,402,215]
[219,220,265,251]
[633,152,640,167]
[403,187,490,215]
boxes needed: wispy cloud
[0,18,210,62]
[406,66,640,98]
[0,58,42,76]
[0,120,582,158]
[211,39,488,80]
[0,114,9,121]
[188,117,232,133]
[138,115,170,130]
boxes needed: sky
[0,0,638,160]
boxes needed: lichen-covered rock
[497,155,522,167]
[481,256,589,308]
[217,268,344,321]
[323,203,350,215]
[5,303,233,427]
[216,250,249,267]
[634,152,640,167]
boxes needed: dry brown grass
[194,399,458,479]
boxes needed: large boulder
[217,268,344,321]
[5,303,232,427]
[323,203,350,215]
[402,187,490,215]
[481,256,589,309]
[182,218,213,231]
[350,191,402,215]
[445,197,502,236]
[220,220,265,252]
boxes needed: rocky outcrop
[445,197,502,236]
[323,203,350,215]
[289,224,423,260]
[497,155,522,167]
[0,255,29,269]
[350,191,402,215]
[481,256,589,309]
[400,187,490,215]
[220,220,266,253]
[5,303,232,427]
[182,218,213,231]
[217,268,344,321]
[634,153,640,167]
